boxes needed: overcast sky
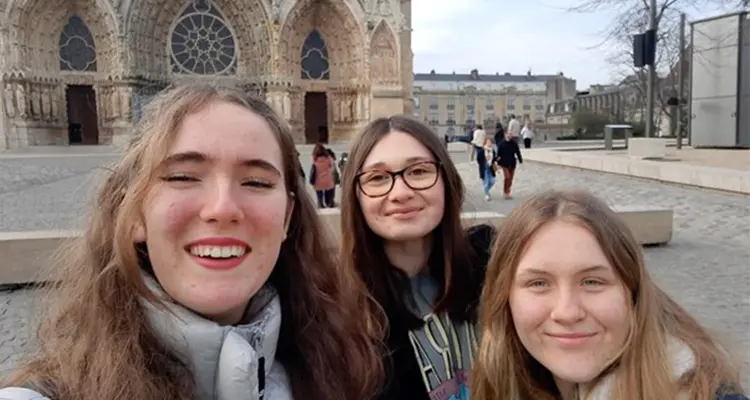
[410,0,738,88]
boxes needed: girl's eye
[243,180,274,188]
[161,175,197,182]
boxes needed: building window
[429,97,438,110]
[523,97,531,111]
[301,29,330,80]
[485,98,494,110]
[507,97,516,110]
[59,15,97,72]
[535,99,545,110]
[169,1,237,75]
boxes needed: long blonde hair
[471,189,743,400]
[4,84,383,400]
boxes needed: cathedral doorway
[66,85,99,145]
[304,92,328,144]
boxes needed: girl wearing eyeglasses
[338,116,495,400]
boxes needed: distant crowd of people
[468,114,535,201]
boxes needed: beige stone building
[0,0,414,149]
[412,69,576,136]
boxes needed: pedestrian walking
[481,137,497,201]
[494,130,523,199]
[521,121,534,149]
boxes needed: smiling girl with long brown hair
[0,84,383,400]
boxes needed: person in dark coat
[493,121,505,149]
[493,130,523,199]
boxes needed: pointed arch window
[59,15,97,72]
[301,29,330,80]
[169,0,237,75]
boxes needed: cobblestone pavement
[1,149,749,388]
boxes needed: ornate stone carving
[370,22,399,86]
[365,0,406,32]
[16,83,27,119]
[51,86,60,123]
[4,83,16,118]
[110,87,121,120]
[1,0,410,146]
[120,88,131,120]
[271,0,282,24]
[41,86,51,121]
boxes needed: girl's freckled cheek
[165,200,193,231]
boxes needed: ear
[133,221,146,243]
[283,193,295,239]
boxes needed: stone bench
[0,207,673,286]
[628,138,668,159]
[611,205,673,246]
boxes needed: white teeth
[189,245,247,259]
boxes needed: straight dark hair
[339,115,483,331]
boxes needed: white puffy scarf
[579,337,696,400]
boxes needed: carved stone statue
[335,98,344,123]
[376,0,390,16]
[346,97,354,122]
[111,88,121,120]
[356,93,363,120]
[41,86,50,121]
[99,88,108,121]
[4,83,15,118]
[120,88,131,120]
[271,0,282,24]
[30,85,41,120]
[282,93,291,119]
[51,87,59,123]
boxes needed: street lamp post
[645,0,658,138]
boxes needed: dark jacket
[493,124,505,144]
[376,224,495,400]
[495,138,523,168]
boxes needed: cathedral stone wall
[0,0,413,150]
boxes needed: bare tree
[569,0,744,133]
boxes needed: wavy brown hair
[471,189,744,400]
[339,115,484,332]
[4,84,383,400]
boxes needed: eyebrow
[363,156,434,170]
[517,265,611,276]
[161,151,282,176]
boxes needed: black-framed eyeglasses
[356,161,441,198]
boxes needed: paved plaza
[1,145,749,387]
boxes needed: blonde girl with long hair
[0,84,383,400]
[471,189,746,400]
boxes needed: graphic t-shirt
[407,274,479,400]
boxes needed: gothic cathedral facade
[0,0,413,149]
